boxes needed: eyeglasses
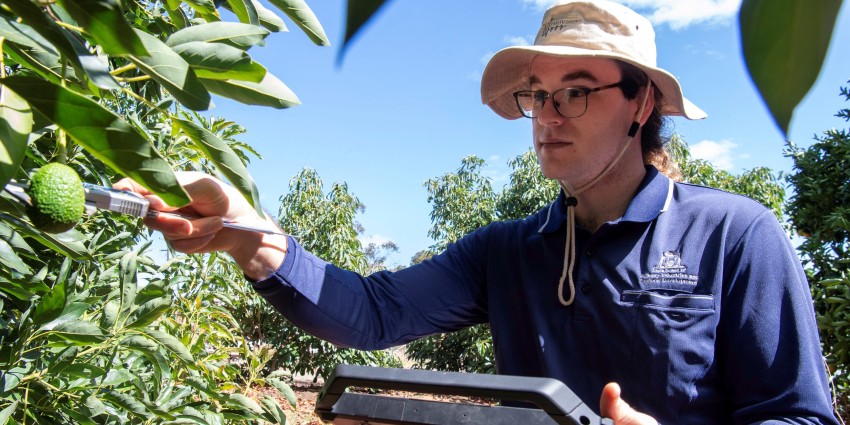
[513,82,623,119]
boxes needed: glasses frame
[513,81,623,119]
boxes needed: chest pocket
[622,290,717,411]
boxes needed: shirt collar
[537,165,673,234]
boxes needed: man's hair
[615,60,683,181]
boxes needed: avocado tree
[0,0,331,422]
[784,80,850,416]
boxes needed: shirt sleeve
[250,233,490,351]
[719,210,838,424]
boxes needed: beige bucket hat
[481,0,706,121]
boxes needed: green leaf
[54,0,148,56]
[0,15,57,53]
[0,237,32,274]
[128,30,212,111]
[126,297,172,328]
[0,401,18,425]
[166,22,270,50]
[226,0,259,26]
[139,328,194,363]
[259,396,288,424]
[100,369,135,387]
[200,73,299,109]
[1,0,119,90]
[102,390,150,417]
[739,0,842,136]
[251,0,287,32]
[172,118,263,215]
[120,335,160,354]
[38,301,88,331]
[0,85,33,188]
[170,42,266,82]
[226,393,264,415]
[32,278,66,326]
[266,377,296,408]
[266,0,329,46]
[83,395,108,418]
[53,320,106,344]
[62,362,106,379]
[0,212,92,260]
[184,376,219,398]
[0,77,191,207]
[340,0,387,61]
[119,250,138,311]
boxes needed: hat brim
[481,45,706,120]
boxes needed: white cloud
[504,35,533,46]
[689,139,748,171]
[622,0,741,30]
[518,0,742,30]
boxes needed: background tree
[784,80,850,416]
[236,168,401,383]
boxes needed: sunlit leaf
[0,85,32,188]
[53,320,106,344]
[0,238,31,274]
[166,22,270,50]
[54,0,148,56]
[226,0,259,26]
[2,0,119,90]
[170,42,266,82]
[172,118,263,216]
[226,393,264,414]
[128,30,212,111]
[0,77,191,207]
[0,401,18,424]
[252,0,287,32]
[266,377,296,408]
[126,297,172,328]
[739,0,842,135]
[200,73,299,109]
[100,369,135,387]
[266,0,329,46]
[139,328,194,363]
[102,390,150,417]
[259,396,288,424]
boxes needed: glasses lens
[515,91,537,118]
[554,88,588,118]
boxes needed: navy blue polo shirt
[252,166,837,424]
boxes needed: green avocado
[27,163,85,233]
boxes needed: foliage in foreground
[0,0,329,422]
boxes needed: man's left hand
[600,382,658,425]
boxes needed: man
[116,1,838,423]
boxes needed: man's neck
[571,159,647,232]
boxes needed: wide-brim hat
[481,0,706,120]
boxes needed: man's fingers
[600,383,657,425]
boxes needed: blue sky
[195,0,850,267]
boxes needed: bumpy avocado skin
[27,163,85,233]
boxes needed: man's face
[529,57,643,187]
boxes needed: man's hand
[600,383,658,425]
[113,172,287,280]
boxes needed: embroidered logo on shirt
[639,251,698,291]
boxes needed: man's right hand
[113,172,288,281]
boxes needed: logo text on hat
[540,13,582,38]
